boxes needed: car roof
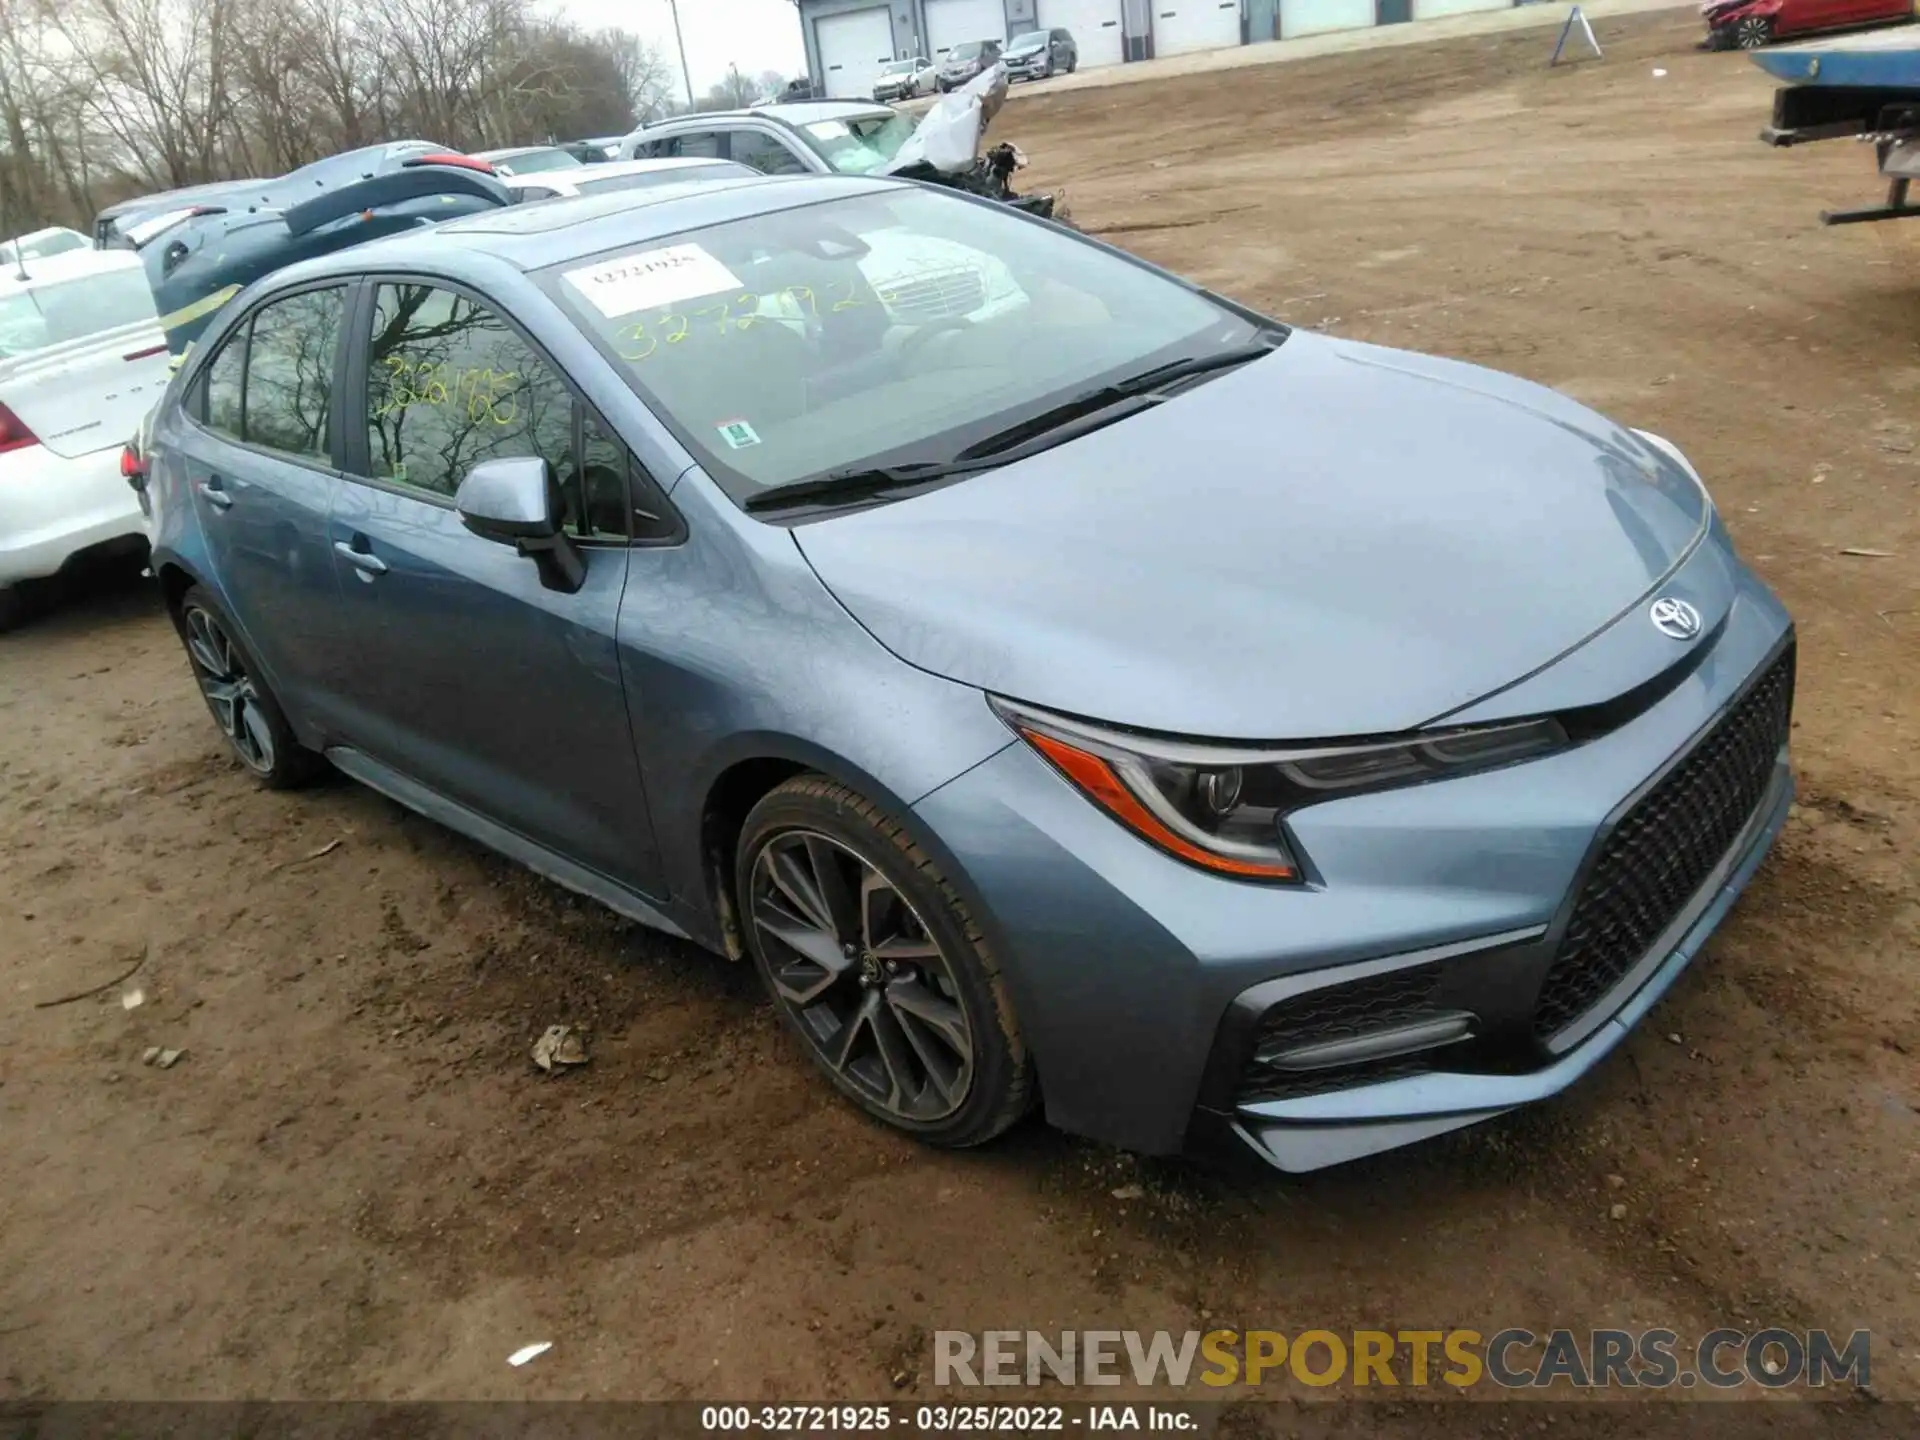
[0,246,144,291]
[506,156,740,186]
[264,172,895,284]
[648,100,889,129]
[476,145,571,160]
[95,178,264,224]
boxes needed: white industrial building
[796,0,1523,99]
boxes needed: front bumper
[911,548,1795,1164]
[1006,59,1049,79]
[1209,742,1791,1172]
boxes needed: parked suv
[620,102,917,178]
[1004,28,1077,81]
[937,39,1002,91]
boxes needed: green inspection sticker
[716,418,760,450]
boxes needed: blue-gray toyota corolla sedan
[142,175,1795,1173]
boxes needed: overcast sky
[559,0,810,102]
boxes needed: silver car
[874,57,936,103]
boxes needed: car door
[177,283,356,729]
[325,276,666,896]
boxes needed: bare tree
[0,0,683,235]
[52,0,238,189]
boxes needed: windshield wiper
[743,460,976,514]
[951,339,1280,463]
[743,337,1281,515]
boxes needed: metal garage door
[1278,0,1373,36]
[926,0,1009,59]
[1037,0,1126,68]
[1151,0,1240,56]
[1411,0,1508,18]
[816,7,896,98]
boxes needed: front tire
[1734,14,1773,47]
[737,775,1034,1147]
[175,585,324,789]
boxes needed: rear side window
[729,132,810,176]
[203,331,245,439]
[243,288,346,460]
[667,132,723,159]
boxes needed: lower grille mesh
[1236,965,1446,1104]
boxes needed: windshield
[1007,32,1046,52]
[541,187,1268,504]
[881,60,916,75]
[575,163,755,196]
[949,42,986,60]
[0,267,158,359]
[799,114,917,175]
[492,148,582,175]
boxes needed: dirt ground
[3,10,1917,1412]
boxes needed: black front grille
[1533,645,1795,1039]
[1237,964,1445,1103]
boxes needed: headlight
[993,699,1569,884]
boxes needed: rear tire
[737,774,1034,1147]
[175,585,325,789]
[0,585,26,633]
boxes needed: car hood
[791,332,1710,740]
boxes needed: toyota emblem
[1649,596,1702,640]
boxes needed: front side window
[798,113,915,175]
[541,186,1268,504]
[362,282,623,541]
[243,287,346,461]
[364,284,571,501]
[728,131,811,176]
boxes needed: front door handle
[198,476,233,510]
[334,539,389,577]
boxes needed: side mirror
[454,456,585,593]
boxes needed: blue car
[143,143,513,355]
[141,175,1794,1172]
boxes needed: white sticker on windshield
[716,419,761,450]
[563,244,742,319]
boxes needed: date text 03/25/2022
[699,1405,1194,1432]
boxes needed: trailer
[1756,26,1920,225]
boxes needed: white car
[0,227,90,265]
[873,57,937,103]
[499,155,760,202]
[0,248,171,629]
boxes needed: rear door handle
[198,476,233,510]
[334,539,389,577]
